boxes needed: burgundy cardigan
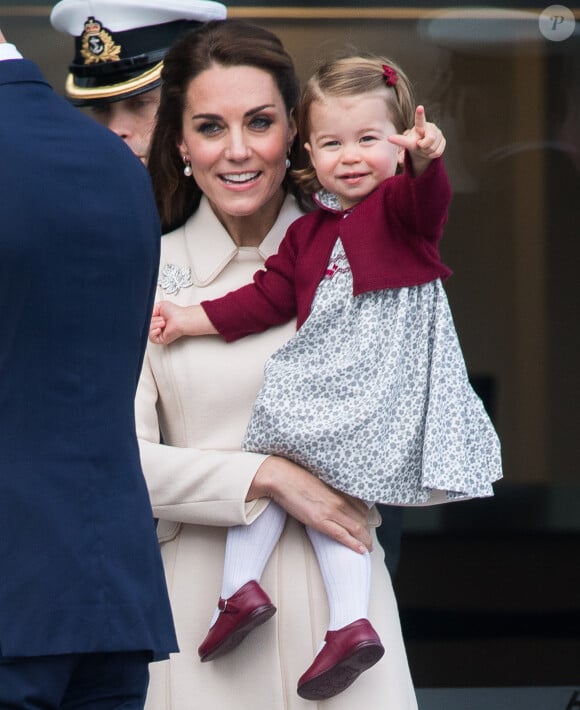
[203,157,452,342]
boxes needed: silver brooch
[158,264,193,295]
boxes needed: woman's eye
[197,122,222,136]
[249,116,273,130]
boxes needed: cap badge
[80,17,121,65]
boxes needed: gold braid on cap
[65,61,163,101]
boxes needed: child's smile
[305,91,404,211]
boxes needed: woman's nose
[224,129,251,161]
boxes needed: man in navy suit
[0,29,177,708]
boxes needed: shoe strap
[218,597,239,614]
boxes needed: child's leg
[297,524,383,700]
[305,525,371,631]
[210,500,286,624]
[199,502,286,661]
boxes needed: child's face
[304,90,404,210]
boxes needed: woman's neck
[209,188,286,248]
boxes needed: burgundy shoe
[198,580,276,662]
[297,619,385,700]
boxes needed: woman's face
[178,64,296,232]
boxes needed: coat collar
[181,195,302,287]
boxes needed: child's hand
[149,301,188,345]
[149,301,218,345]
[149,308,167,344]
[388,105,446,175]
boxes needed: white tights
[212,500,372,631]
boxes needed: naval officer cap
[51,0,227,106]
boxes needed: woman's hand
[249,456,372,554]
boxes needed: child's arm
[388,105,446,177]
[384,105,451,239]
[150,225,301,346]
[149,301,217,345]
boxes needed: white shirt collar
[0,44,23,61]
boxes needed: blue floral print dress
[242,236,502,505]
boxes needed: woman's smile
[178,64,296,240]
[219,170,262,186]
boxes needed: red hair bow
[382,64,398,87]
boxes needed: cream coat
[136,195,418,709]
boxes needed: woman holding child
[137,18,418,709]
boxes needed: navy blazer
[0,59,177,658]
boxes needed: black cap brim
[65,60,163,106]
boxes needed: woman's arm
[250,456,372,554]
[136,351,270,527]
[136,352,371,552]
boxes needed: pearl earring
[285,157,291,170]
[183,157,192,177]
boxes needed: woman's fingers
[251,457,373,553]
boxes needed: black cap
[50,0,227,106]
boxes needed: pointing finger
[415,105,426,125]
[414,105,426,136]
[387,133,411,149]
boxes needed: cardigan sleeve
[201,226,300,342]
[391,156,452,242]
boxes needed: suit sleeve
[201,226,299,342]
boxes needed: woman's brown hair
[148,19,302,233]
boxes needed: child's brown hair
[293,55,415,194]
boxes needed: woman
[137,19,417,709]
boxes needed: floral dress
[243,237,502,505]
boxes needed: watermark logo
[539,5,575,41]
